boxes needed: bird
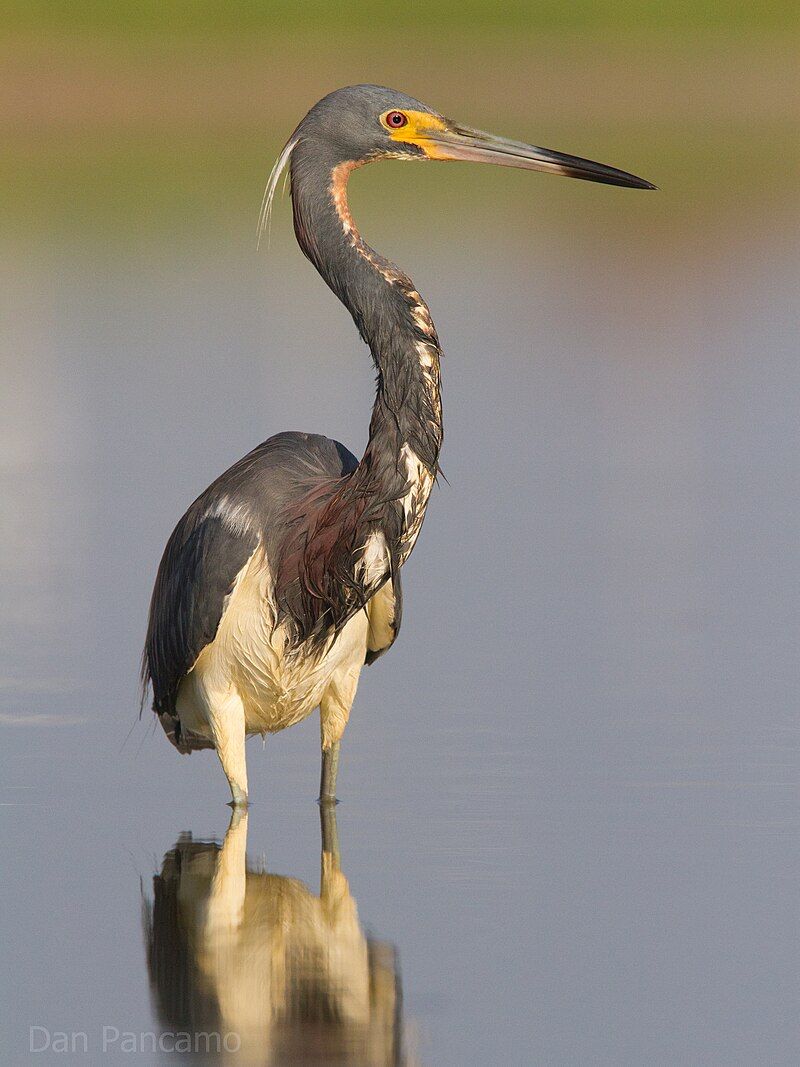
[142,84,654,807]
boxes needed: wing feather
[143,431,360,752]
[144,511,258,750]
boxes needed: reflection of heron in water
[144,807,407,1065]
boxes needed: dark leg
[318,740,340,803]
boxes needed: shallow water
[1,174,799,1065]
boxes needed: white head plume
[257,137,298,250]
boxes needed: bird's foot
[227,785,249,809]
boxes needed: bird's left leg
[318,662,361,802]
[319,740,340,804]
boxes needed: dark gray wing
[144,512,258,750]
[143,431,358,752]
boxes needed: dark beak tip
[618,173,657,191]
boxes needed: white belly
[175,549,369,738]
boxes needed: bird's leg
[319,740,340,804]
[208,692,249,807]
[318,664,359,802]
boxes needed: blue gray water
[1,178,798,1064]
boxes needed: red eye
[385,111,408,129]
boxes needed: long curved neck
[290,145,443,556]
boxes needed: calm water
[1,173,799,1064]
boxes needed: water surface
[1,156,798,1064]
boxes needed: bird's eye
[385,111,408,129]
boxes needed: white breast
[176,548,370,738]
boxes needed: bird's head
[301,84,655,186]
[258,84,654,244]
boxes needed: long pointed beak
[419,123,656,190]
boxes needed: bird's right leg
[207,691,249,807]
[319,741,340,804]
[318,661,361,802]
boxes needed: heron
[142,84,653,807]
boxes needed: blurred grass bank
[1,1,798,241]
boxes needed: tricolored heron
[143,85,653,807]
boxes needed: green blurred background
[2,0,798,241]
